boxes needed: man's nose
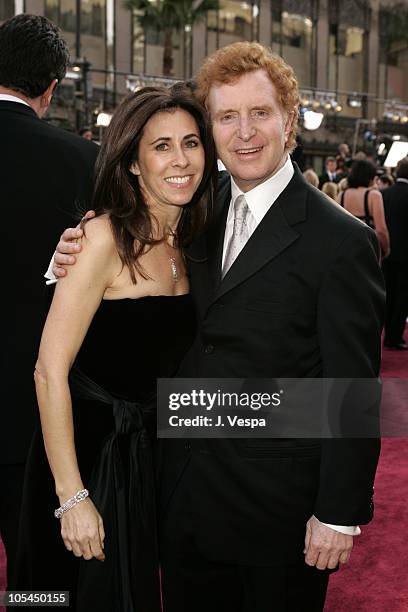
[237,116,256,141]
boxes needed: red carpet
[1,338,407,610]
[325,337,408,611]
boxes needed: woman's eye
[155,142,168,151]
[185,139,199,148]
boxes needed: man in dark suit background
[318,156,339,189]
[52,43,384,612]
[0,14,98,586]
[382,157,408,349]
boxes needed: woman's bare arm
[35,216,117,559]
[369,190,390,257]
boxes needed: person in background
[319,156,338,189]
[78,126,93,141]
[382,157,408,350]
[0,14,98,589]
[303,168,319,188]
[336,143,351,181]
[338,160,390,258]
[376,174,394,191]
[337,142,350,161]
[337,176,348,197]
[321,181,338,202]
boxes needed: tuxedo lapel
[206,173,231,289]
[211,167,308,304]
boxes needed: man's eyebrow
[214,104,275,118]
[215,108,236,118]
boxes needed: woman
[338,159,390,257]
[302,168,319,188]
[15,86,217,611]
[321,181,338,201]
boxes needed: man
[382,157,408,350]
[318,156,338,188]
[53,43,384,611]
[0,14,98,587]
[78,125,93,141]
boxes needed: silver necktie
[222,194,251,278]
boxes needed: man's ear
[40,79,58,109]
[129,161,141,176]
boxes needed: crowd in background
[302,145,408,352]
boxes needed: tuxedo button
[185,442,191,451]
[204,344,214,354]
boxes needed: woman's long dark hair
[91,86,217,283]
[348,160,377,188]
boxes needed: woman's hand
[60,497,105,561]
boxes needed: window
[328,0,368,117]
[272,0,316,88]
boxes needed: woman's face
[130,108,205,210]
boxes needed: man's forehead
[207,71,279,111]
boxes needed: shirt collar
[396,178,408,184]
[0,93,31,107]
[230,156,294,224]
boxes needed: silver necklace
[169,257,179,283]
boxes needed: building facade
[2,0,407,168]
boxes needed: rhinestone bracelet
[54,488,89,519]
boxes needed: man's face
[207,69,294,192]
[326,159,337,173]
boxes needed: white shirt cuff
[44,254,57,285]
[315,516,361,536]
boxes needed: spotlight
[303,110,324,130]
[312,99,321,110]
[347,94,362,108]
[324,100,332,110]
[400,115,408,124]
[96,112,112,127]
[335,103,343,113]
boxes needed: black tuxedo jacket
[383,181,408,262]
[318,171,339,189]
[0,101,98,465]
[161,168,385,565]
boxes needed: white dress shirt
[0,93,30,106]
[222,156,294,268]
[222,156,360,537]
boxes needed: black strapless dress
[15,295,196,611]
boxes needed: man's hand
[304,515,353,570]
[52,210,95,278]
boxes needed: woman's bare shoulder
[368,189,383,203]
[81,214,116,251]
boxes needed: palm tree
[126,0,219,76]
